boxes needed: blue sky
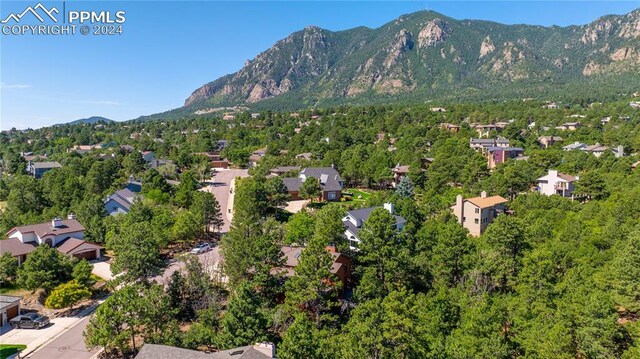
[1,1,639,130]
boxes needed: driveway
[284,200,309,214]
[90,259,114,281]
[200,168,249,233]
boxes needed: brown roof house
[3,216,103,263]
[538,136,563,148]
[278,245,352,297]
[537,170,578,198]
[452,192,508,236]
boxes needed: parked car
[10,313,50,329]
[190,243,212,254]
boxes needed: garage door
[6,304,19,320]
[74,251,97,260]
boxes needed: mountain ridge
[184,9,640,109]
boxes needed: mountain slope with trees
[185,9,640,109]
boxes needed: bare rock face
[610,47,638,61]
[418,19,450,48]
[618,11,640,38]
[479,36,495,58]
[185,83,218,106]
[581,19,615,44]
[384,29,414,69]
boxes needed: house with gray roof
[135,342,275,359]
[27,161,62,179]
[282,167,343,201]
[343,203,406,250]
[104,188,140,216]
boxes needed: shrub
[45,280,91,309]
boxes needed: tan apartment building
[452,191,508,236]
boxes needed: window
[327,192,336,200]
[462,216,466,222]
[474,208,480,214]
[474,218,479,224]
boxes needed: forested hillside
[184,9,640,110]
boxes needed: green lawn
[0,344,27,359]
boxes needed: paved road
[201,169,249,233]
[26,316,96,359]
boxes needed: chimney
[480,191,487,198]
[67,213,76,220]
[325,245,337,253]
[128,175,135,183]
[383,202,394,214]
[252,342,275,358]
[52,218,62,228]
[455,195,464,224]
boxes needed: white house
[2,216,102,263]
[537,170,578,198]
[342,203,406,250]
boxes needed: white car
[190,243,212,254]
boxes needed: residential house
[104,188,140,216]
[295,152,313,160]
[537,170,578,198]
[141,151,156,163]
[147,159,174,171]
[473,124,506,137]
[543,102,559,109]
[452,192,508,236]
[470,137,510,153]
[249,148,267,167]
[582,143,609,158]
[0,295,21,327]
[136,342,276,359]
[21,152,47,162]
[633,161,640,171]
[194,152,229,169]
[269,166,300,176]
[430,107,447,112]
[556,122,581,131]
[279,245,352,297]
[538,136,563,148]
[283,167,343,201]
[440,123,461,133]
[486,147,524,169]
[2,216,103,263]
[601,116,612,125]
[69,145,101,155]
[630,101,640,109]
[392,165,410,188]
[27,161,62,179]
[563,141,587,151]
[343,203,406,250]
[119,145,135,153]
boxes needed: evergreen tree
[218,283,269,349]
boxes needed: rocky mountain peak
[417,18,450,48]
